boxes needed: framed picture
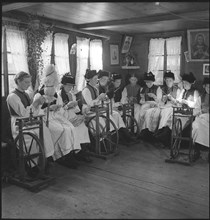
[203,64,209,75]
[187,29,209,62]
[110,44,119,65]
[121,35,133,54]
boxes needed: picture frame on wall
[187,29,209,62]
[121,35,133,54]
[203,63,209,75]
[110,44,119,65]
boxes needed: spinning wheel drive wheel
[86,115,119,155]
[171,118,182,158]
[125,114,139,136]
[14,132,46,179]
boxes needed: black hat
[143,71,155,82]
[84,69,98,80]
[182,72,196,84]
[98,70,110,79]
[112,73,122,81]
[61,72,75,85]
[164,71,175,80]
[203,77,210,85]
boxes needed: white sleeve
[187,90,200,108]
[56,94,64,106]
[7,93,37,117]
[120,87,128,104]
[176,89,184,102]
[82,88,98,107]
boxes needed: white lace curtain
[6,26,29,74]
[76,37,90,92]
[148,37,182,85]
[148,38,165,85]
[6,26,29,93]
[54,33,70,78]
[166,36,182,83]
[90,39,103,71]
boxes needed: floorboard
[2,141,209,219]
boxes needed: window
[54,33,70,79]
[90,39,103,71]
[3,26,29,95]
[76,38,103,92]
[148,36,182,85]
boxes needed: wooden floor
[2,141,209,219]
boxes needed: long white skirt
[42,110,81,160]
[158,106,173,129]
[192,113,209,147]
[137,102,160,132]
[61,108,90,144]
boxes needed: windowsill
[121,66,140,69]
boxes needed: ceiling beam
[2,3,41,12]
[78,10,209,30]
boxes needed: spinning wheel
[14,132,45,179]
[124,114,139,136]
[122,102,140,136]
[171,118,182,158]
[85,104,119,159]
[165,106,195,166]
[86,115,119,155]
[8,112,54,192]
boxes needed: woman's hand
[98,93,106,101]
[67,101,78,109]
[147,93,157,99]
[33,95,46,108]
[49,104,62,112]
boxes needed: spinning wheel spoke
[28,138,34,154]
[23,138,28,154]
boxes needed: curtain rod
[2,17,110,40]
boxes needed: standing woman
[6,71,55,160]
[192,77,209,161]
[137,71,162,132]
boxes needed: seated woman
[6,71,55,167]
[33,65,82,168]
[82,69,136,145]
[121,73,142,124]
[192,77,209,161]
[137,71,162,132]
[111,73,125,108]
[57,72,92,163]
[158,71,179,130]
[122,72,141,103]
[175,72,200,128]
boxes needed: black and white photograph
[187,28,209,61]
[1,2,209,219]
[203,63,209,75]
[110,44,119,65]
